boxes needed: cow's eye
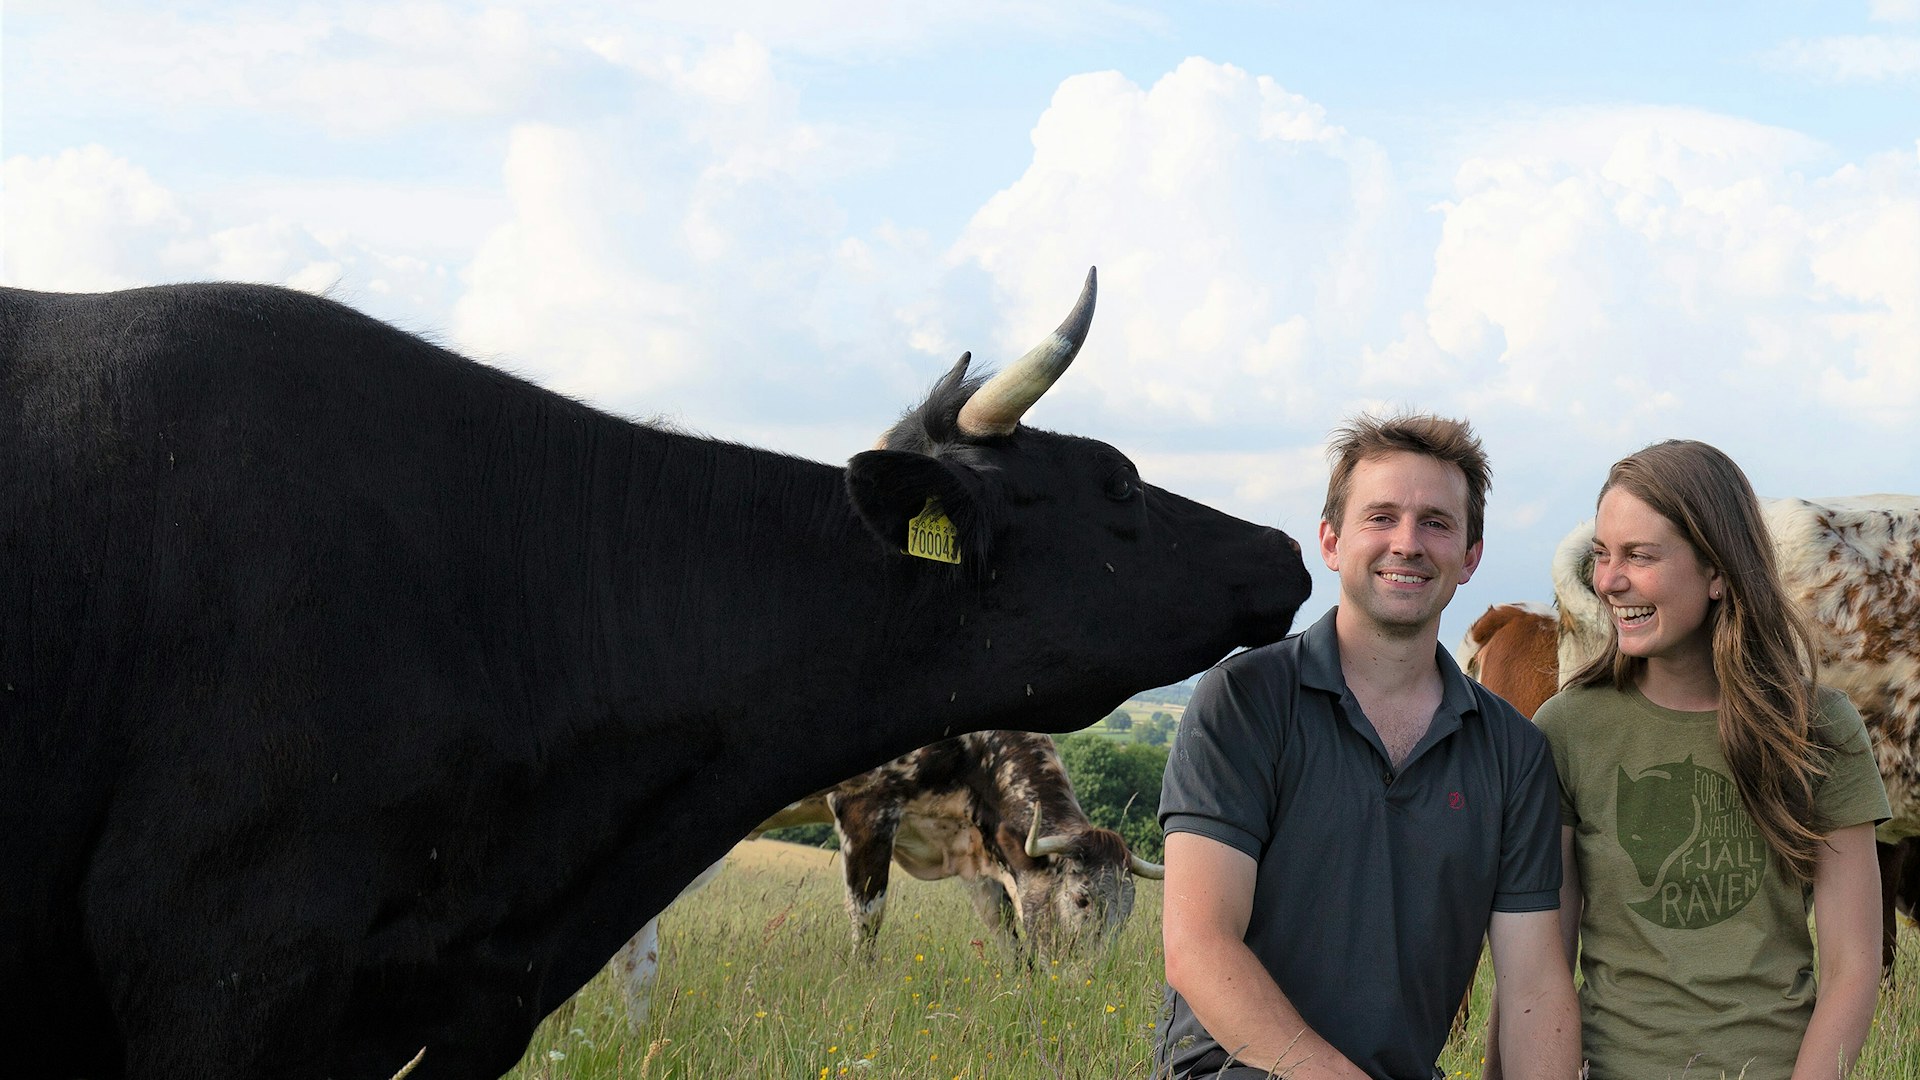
[1104,469,1136,501]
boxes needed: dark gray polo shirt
[1157,607,1562,1080]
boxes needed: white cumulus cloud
[442,33,941,430]
[2,146,191,291]
[950,58,1410,430]
[1,145,463,327]
[12,3,576,137]
[1411,107,1920,438]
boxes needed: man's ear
[1317,519,1341,573]
[1460,538,1484,584]
[845,450,979,553]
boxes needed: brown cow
[1459,602,1558,719]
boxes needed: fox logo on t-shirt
[1616,756,1769,930]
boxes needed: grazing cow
[823,728,1162,955]
[1459,602,1559,719]
[0,270,1315,1080]
[611,729,1158,1028]
[1553,497,1920,975]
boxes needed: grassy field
[503,840,1920,1079]
[1080,699,1186,744]
[1111,702,1185,725]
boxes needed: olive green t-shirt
[1535,683,1890,1080]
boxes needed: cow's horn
[1128,851,1165,880]
[1024,801,1074,858]
[957,267,1097,437]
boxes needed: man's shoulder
[1458,678,1553,760]
[1212,633,1308,679]
[1182,634,1316,736]
[1193,630,1320,703]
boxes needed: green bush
[1055,733,1169,862]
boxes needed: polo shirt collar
[1296,605,1484,731]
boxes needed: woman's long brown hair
[1567,440,1831,884]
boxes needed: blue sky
[6,0,1918,655]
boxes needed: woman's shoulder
[1811,682,1858,715]
[1809,683,1872,748]
[1533,682,1631,736]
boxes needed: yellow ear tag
[905,498,963,564]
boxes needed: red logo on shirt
[1447,791,1465,810]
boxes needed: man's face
[1318,451,1483,640]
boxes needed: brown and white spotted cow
[1553,495,1920,976]
[820,729,1161,956]
[1459,602,1559,719]
[611,730,1160,1028]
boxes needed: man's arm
[1486,907,1580,1079]
[1487,825,1581,1080]
[1790,822,1882,1080]
[1161,831,1370,1080]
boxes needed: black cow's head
[844,269,1313,708]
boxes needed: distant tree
[1106,708,1133,732]
[1055,733,1170,861]
[1130,677,1199,707]
[762,823,837,849]
[1137,714,1172,746]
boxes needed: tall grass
[504,842,1919,1079]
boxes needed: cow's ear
[846,450,980,556]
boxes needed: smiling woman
[1588,487,1722,694]
[1532,439,1892,1080]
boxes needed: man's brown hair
[1321,412,1491,546]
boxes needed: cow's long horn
[957,267,1097,437]
[1024,802,1075,858]
[1128,851,1165,880]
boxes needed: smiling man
[1156,413,1580,1080]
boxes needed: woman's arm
[1556,826,1581,973]
[1790,822,1882,1080]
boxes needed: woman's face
[1590,488,1721,669]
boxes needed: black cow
[0,269,1313,1079]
